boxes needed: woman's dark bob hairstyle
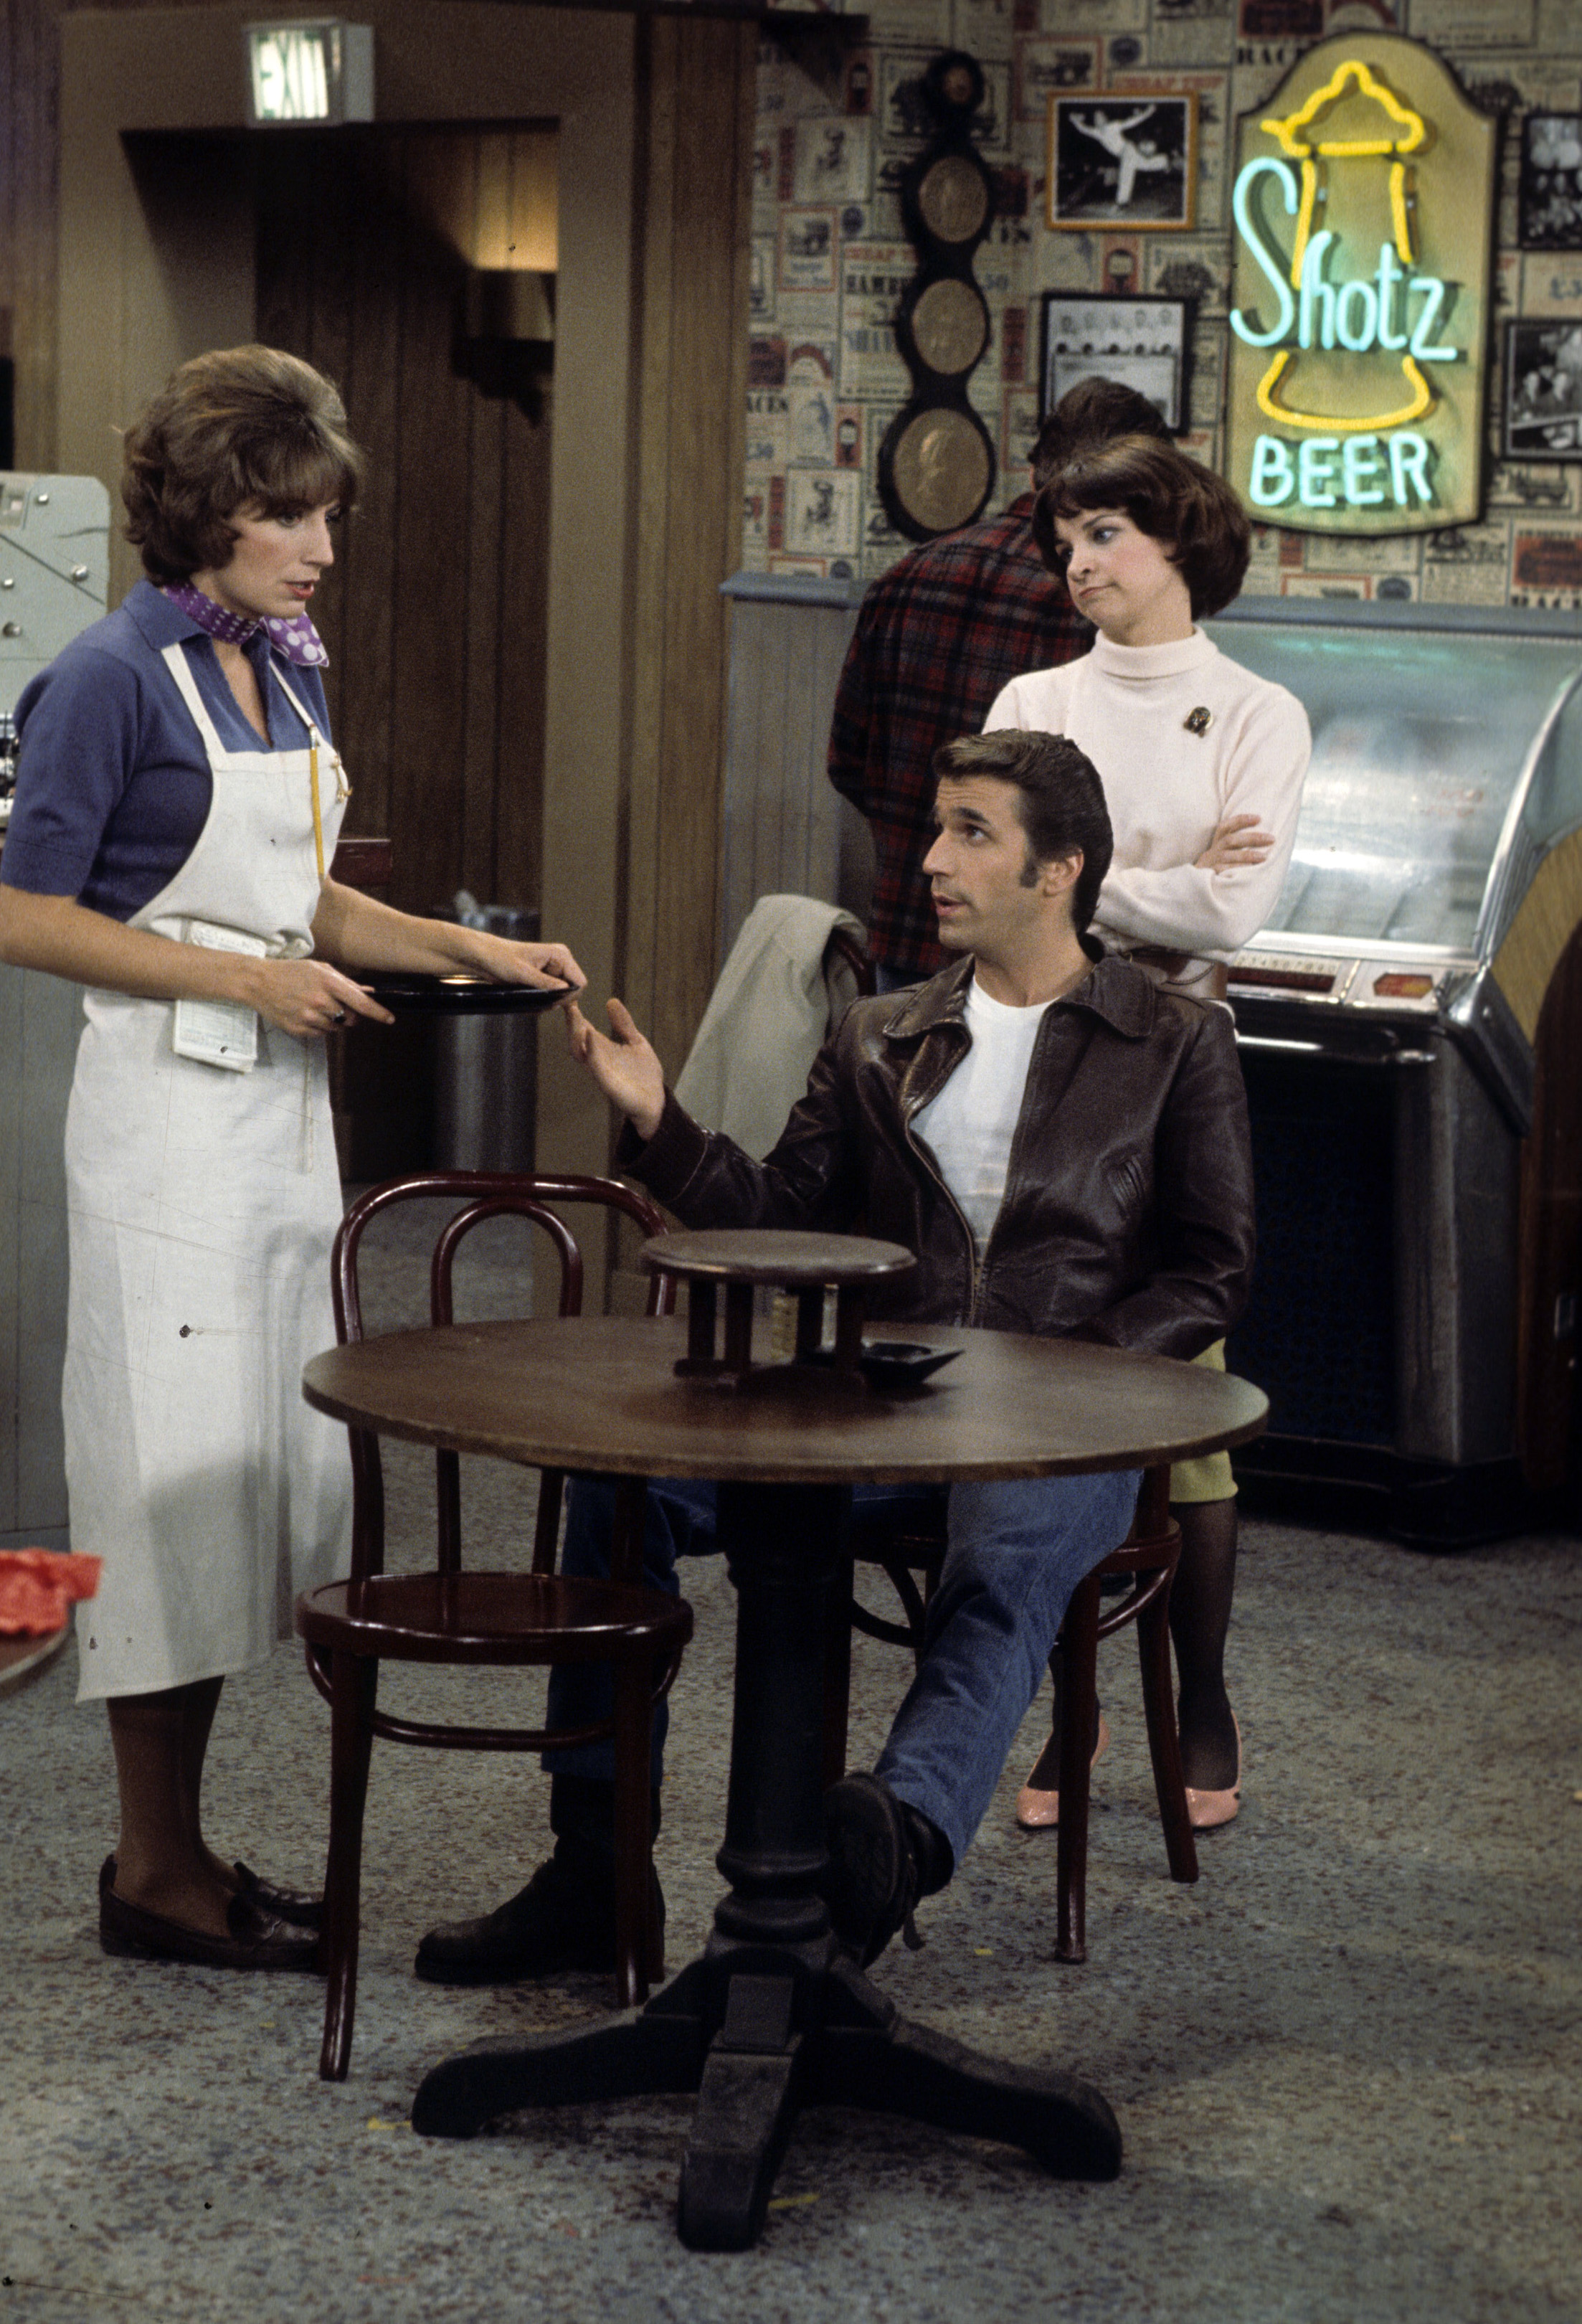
[122,345,363,585]
[1033,433,1251,618]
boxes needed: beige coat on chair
[675,895,866,1161]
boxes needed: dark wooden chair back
[331,1171,676,1586]
[298,1171,691,2074]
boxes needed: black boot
[820,1772,952,1968]
[414,1776,663,1986]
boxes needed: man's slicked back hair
[933,729,1114,934]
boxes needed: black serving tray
[360,973,574,1016]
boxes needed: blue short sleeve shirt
[0,579,332,922]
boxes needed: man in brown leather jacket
[416,729,1255,1983]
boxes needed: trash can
[431,899,540,1174]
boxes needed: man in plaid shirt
[828,380,1168,985]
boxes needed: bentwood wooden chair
[823,1461,1198,1962]
[295,1173,693,2081]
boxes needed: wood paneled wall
[0,0,62,471]
[622,11,756,1077]
[11,1,756,1235]
[1517,921,1582,1491]
[1,0,181,471]
[718,593,866,956]
[255,128,553,919]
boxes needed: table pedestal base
[412,1937,1121,2250]
[410,1476,1119,2248]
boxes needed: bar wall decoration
[1224,33,1496,536]
[876,51,998,544]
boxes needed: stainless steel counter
[0,474,108,1550]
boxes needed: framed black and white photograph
[1518,113,1582,252]
[1046,93,1198,232]
[1504,319,1582,459]
[1040,293,1193,430]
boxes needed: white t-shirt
[911,977,1052,1255]
[985,629,1311,962]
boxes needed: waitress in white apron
[987,428,1311,1835]
[0,346,584,1969]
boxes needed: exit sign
[246,22,374,126]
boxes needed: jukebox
[1207,597,1582,1542]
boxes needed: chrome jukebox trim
[1472,664,1582,961]
[1444,967,1534,1135]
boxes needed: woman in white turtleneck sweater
[986,431,1312,1829]
[987,433,1310,1001]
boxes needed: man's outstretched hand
[565,997,666,1142]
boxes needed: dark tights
[106,1676,243,1937]
[1167,1496,1239,1787]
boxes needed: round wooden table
[303,1313,1266,2250]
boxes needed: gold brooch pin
[1184,706,1212,736]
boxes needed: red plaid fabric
[828,496,1091,978]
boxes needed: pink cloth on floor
[0,1549,103,1635]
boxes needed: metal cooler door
[1231,1025,1520,1480]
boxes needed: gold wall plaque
[890,409,993,534]
[880,47,998,542]
[909,278,990,377]
[1224,33,1496,537]
[916,154,991,246]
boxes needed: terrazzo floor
[3,1204,1579,2321]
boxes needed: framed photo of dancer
[1046,91,1198,232]
[1039,293,1193,431]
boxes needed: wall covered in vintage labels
[742,0,1582,610]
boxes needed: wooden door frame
[57,1,643,1178]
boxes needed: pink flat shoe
[1015,1712,1111,1829]
[1185,1714,1241,1831]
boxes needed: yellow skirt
[1169,1341,1236,1505]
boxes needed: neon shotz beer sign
[1224,35,1495,537]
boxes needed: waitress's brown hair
[121,345,362,584]
[1033,433,1251,618]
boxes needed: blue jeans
[543,1466,1140,1869]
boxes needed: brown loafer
[103,1852,326,1932]
[98,1856,322,1973]
[234,1861,323,1930]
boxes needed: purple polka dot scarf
[164,582,329,669]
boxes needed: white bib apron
[66,642,352,1699]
